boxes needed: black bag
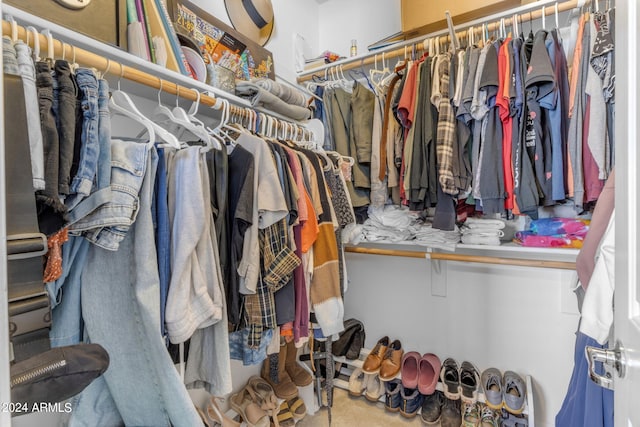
[10,344,110,414]
[315,318,366,360]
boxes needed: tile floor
[297,388,424,427]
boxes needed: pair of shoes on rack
[481,368,526,414]
[381,378,423,418]
[401,351,441,394]
[418,391,461,426]
[462,402,500,427]
[362,336,403,380]
[440,358,480,403]
[261,339,312,400]
[348,368,384,402]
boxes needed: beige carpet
[297,388,424,427]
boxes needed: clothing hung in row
[3,31,357,424]
[315,9,615,230]
[221,128,355,359]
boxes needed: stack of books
[126,0,193,78]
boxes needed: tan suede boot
[261,344,299,400]
[284,340,312,387]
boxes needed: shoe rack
[331,348,535,425]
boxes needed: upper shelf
[1,4,303,124]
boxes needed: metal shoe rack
[330,348,535,425]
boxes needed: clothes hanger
[187,88,220,150]
[542,5,546,30]
[108,61,157,148]
[25,26,41,62]
[112,65,180,149]
[42,29,55,66]
[7,15,18,44]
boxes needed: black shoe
[420,390,444,424]
[440,397,462,427]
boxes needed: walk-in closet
[1,1,638,426]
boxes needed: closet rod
[0,19,298,127]
[344,246,576,270]
[297,0,578,83]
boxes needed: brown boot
[261,343,299,400]
[284,340,312,387]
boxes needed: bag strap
[4,74,51,362]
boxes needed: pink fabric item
[401,351,421,389]
[418,353,441,395]
[576,169,615,290]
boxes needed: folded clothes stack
[252,78,309,108]
[460,218,506,246]
[350,206,462,249]
[235,80,312,121]
[514,217,590,248]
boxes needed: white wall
[343,252,580,427]
[317,0,401,58]
[190,0,320,82]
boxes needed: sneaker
[364,373,384,402]
[481,368,503,410]
[503,371,526,414]
[479,404,500,427]
[384,378,402,412]
[440,358,461,400]
[399,386,424,418]
[440,397,462,427]
[420,390,444,424]
[348,368,367,397]
[460,361,480,403]
[462,402,481,427]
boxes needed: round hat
[224,0,274,47]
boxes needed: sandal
[196,406,212,427]
[286,396,306,420]
[206,397,241,427]
[229,387,269,427]
[275,401,295,427]
[246,376,281,427]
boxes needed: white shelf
[348,241,579,263]
[2,4,307,125]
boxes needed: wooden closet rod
[297,0,579,83]
[344,246,576,270]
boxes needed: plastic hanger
[7,15,18,43]
[172,87,216,148]
[108,62,156,147]
[542,5,546,30]
[42,29,55,66]
[112,65,179,148]
[25,26,41,62]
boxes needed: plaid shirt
[244,218,300,347]
[436,54,458,196]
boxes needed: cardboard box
[166,0,275,80]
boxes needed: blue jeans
[46,235,89,347]
[68,68,99,199]
[13,39,45,190]
[69,144,201,426]
[69,138,146,250]
[153,147,170,343]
